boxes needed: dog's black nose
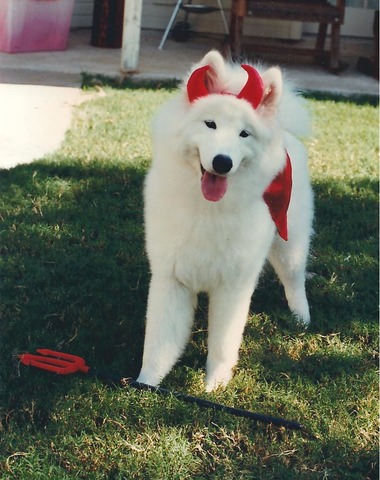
[212,155,233,174]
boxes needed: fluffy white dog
[137,51,313,391]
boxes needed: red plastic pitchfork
[19,349,304,430]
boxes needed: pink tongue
[201,171,228,202]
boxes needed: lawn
[0,84,378,479]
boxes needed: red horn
[187,65,210,103]
[237,64,264,109]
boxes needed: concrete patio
[0,28,379,95]
[0,28,378,169]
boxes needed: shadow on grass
[81,72,181,92]
[0,159,378,434]
[0,158,149,428]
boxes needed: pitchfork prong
[18,349,90,375]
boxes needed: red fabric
[187,64,264,110]
[187,65,211,103]
[237,65,264,109]
[263,153,292,241]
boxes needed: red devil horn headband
[187,63,264,109]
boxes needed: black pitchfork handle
[88,369,304,430]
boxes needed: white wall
[141,0,302,39]
[71,0,375,38]
[71,0,300,39]
[71,0,93,28]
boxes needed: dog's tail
[278,77,312,139]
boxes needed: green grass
[0,88,378,479]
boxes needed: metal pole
[158,0,183,50]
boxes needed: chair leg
[315,22,327,64]
[330,22,341,71]
[229,14,243,58]
[158,0,183,50]
[229,0,246,59]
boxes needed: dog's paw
[136,370,161,387]
[205,365,233,392]
[293,308,310,327]
[289,297,310,327]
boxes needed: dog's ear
[259,67,283,116]
[198,50,226,93]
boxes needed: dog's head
[182,51,285,202]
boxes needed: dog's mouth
[200,164,228,202]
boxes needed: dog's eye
[239,130,250,138]
[205,120,217,130]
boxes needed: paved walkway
[0,85,86,169]
[0,29,378,169]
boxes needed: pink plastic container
[0,0,75,53]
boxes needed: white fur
[137,51,314,391]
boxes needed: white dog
[137,51,313,391]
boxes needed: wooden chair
[229,0,346,72]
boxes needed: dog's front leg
[206,284,253,392]
[137,274,196,386]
